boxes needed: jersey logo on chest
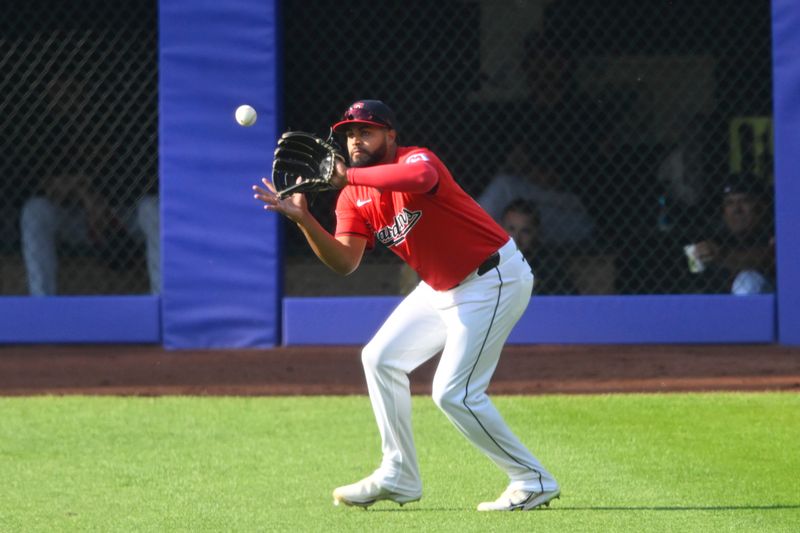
[376,207,422,247]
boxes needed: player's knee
[431,382,463,414]
[361,342,386,373]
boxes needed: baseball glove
[271,130,344,199]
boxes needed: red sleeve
[334,189,374,247]
[347,161,438,193]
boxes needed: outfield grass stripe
[0,393,797,532]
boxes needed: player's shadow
[368,503,800,513]
[551,504,800,512]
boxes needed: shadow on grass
[365,503,800,513]
[552,504,800,512]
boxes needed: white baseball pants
[361,238,558,497]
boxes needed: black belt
[476,251,500,276]
[450,251,501,290]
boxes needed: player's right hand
[253,176,308,224]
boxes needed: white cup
[683,244,705,274]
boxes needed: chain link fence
[282,0,774,297]
[0,0,158,295]
[1,0,771,298]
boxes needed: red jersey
[335,146,509,290]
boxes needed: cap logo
[406,153,429,164]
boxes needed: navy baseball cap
[722,173,768,198]
[332,100,397,133]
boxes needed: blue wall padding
[511,295,774,344]
[283,297,400,345]
[772,0,800,345]
[0,297,160,344]
[283,295,775,346]
[159,0,281,348]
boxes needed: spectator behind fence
[21,192,160,295]
[18,73,160,295]
[683,173,774,295]
[478,140,595,247]
[499,198,574,295]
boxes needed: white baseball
[235,104,257,127]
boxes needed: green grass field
[1,393,798,532]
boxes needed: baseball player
[253,100,560,511]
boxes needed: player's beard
[350,142,387,168]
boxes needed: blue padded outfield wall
[773,0,800,345]
[159,0,281,348]
[0,0,798,346]
[283,295,776,346]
